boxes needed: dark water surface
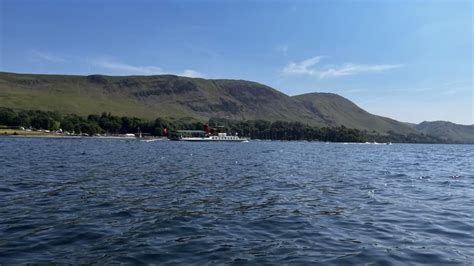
[0,137,473,264]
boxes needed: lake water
[0,137,473,264]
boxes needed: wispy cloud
[30,51,205,77]
[181,69,204,78]
[32,51,66,63]
[316,63,403,78]
[91,59,205,77]
[94,60,162,75]
[283,56,324,75]
[283,56,402,78]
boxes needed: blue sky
[1,0,472,124]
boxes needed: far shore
[1,129,166,140]
[2,134,473,145]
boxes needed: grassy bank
[1,128,56,136]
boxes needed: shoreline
[0,134,168,141]
[1,134,473,145]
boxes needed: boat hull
[176,137,248,142]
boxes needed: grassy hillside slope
[0,72,420,134]
[292,93,416,134]
[0,72,316,123]
[415,121,474,143]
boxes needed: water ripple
[0,138,473,264]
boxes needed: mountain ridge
[292,92,415,135]
[414,121,474,143]
[0,71,472,142]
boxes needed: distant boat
[169,125,248,142]
[182,133,247,142]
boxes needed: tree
[0,107,18,126]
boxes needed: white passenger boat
[180,132,248,142]
[169,126,249,142]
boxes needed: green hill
[293,93,414,134]
[415,121,474,143]
[0,72,316,124]
[0,71,455,138]
[292,93,416,135]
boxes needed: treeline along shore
[0,107,445,143]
